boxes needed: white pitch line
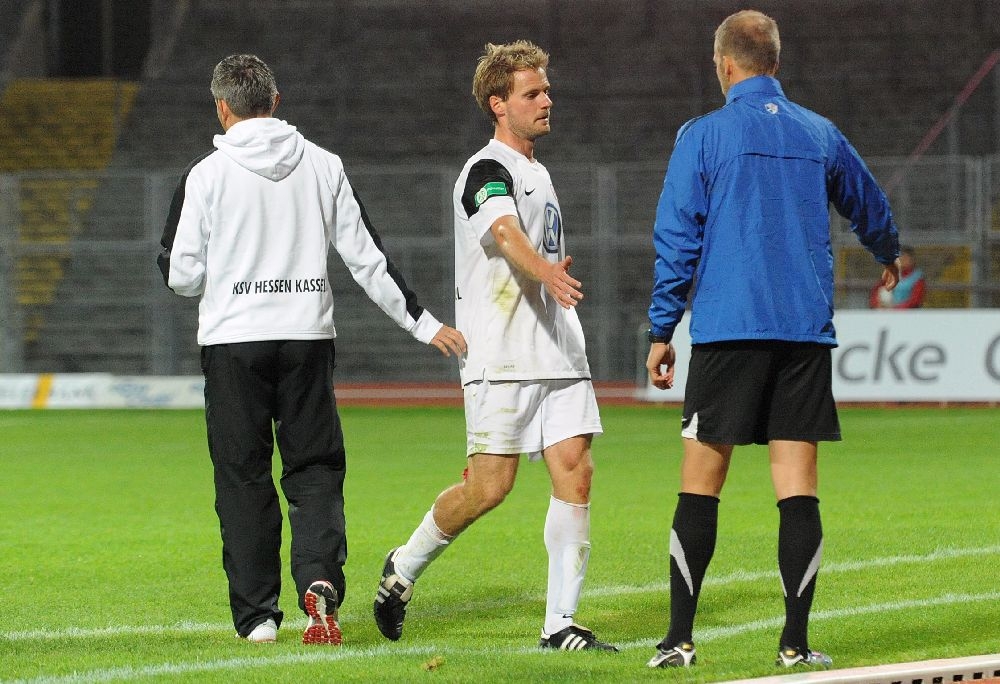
[822,544,1000,573]
[585,543,1000,597]
[607,590,1000,651]
[3,645,440,684]
[1,622,229,643]
[2,545,998,644]
[695,591,1000,643]
[7,592,1000,684]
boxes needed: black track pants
[201,339,347,637]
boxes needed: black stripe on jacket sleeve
[157,150,214,288]
[352,188,425,323]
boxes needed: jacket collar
[726,75,785,104]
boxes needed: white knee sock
[543,496,591,635]
[393,507,454,582]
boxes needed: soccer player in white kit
[373,40,617,652]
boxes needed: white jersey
[159,117,441,346]
[454,139,591,385]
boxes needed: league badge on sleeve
[474,181,509,208]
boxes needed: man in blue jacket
[644,10,901,670]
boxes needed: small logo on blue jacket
[765,102,779,114]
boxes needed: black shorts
[681,341,841,446]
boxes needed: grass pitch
[1,404,997,682]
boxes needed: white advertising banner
[0,374,205,409]
[3,312,999,407]
[640,310,1000,403]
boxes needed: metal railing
[2,155,999,379]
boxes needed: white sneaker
[246,618,278,643]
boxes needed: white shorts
[463,378,603,459]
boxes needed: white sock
[393,507,454,582]
[543,496,591,635]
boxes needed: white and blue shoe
[648,641,696,667]
[777,645,832,668]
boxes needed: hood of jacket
[213,117,305,181]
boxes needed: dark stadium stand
[0,2,26,68]
[2,0,999,377]
[109,0,1000,168]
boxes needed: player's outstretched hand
[881,259,901,291]
[543,256,583,309]
[646,342,676,390]
[430,324,467,357]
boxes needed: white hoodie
[160,117,441,346]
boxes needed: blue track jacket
[649,76,899,346]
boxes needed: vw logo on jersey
[543,202,561,254]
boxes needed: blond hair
[472,40,550,122]
[714,10,780,75]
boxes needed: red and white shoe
[302,580,342,645]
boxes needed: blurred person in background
[870,245,925,308]
[372,40,617,653]
[157,53,465,646]
[644,10,901,670]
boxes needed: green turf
[1,405,997,682]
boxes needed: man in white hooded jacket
[157,54,466,646]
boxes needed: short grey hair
[714,10,780,75]
[210,54,278,118]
